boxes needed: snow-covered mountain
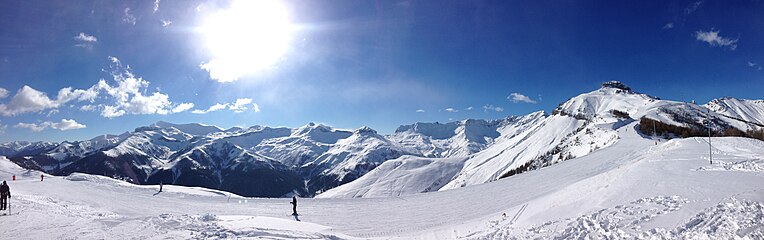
[253,123,353,168]
[4,81,764,199]
[0,141,57,157]
[321,81,764,198]
[389,119,503,158]
[147,140,304,197]
[302,126,416,194]
[704,97,764,126]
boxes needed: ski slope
[1,121,763,239]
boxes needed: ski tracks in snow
[463,195,764,239]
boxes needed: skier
[41,174,44,181]
[159,181,163,192]
[0,181,10,211]
[290,196,298,215]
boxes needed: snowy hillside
[1,119,763,239]
[325,81,764,198]
[705,97,764,126]
[317,155,467,198]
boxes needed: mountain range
[2,81,763,198]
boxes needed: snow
[705,97,764,126]
[389,118,504,158]
[152,121,224,136]
[2,119,763,239]
[317,155,467,198]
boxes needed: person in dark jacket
[290,196,298,215]
[0,181,10,211]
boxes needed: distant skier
[159,181,163,192]
[0,181,10,211]
[290,196,298,215]
[41,174,44,181]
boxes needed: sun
[199,0,293,82]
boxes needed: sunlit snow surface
[1,121,763,239]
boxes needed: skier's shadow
[153,191,161,196]
[292,214,300,221]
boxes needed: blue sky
[0,0,762,142]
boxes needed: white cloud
[662,22,674,29]
[695,30,738,50]
[192,103,228,114]
[161,19,172,27]
[123,92,170,115]
[14,119,86,132]
[0,83,101,116]
[101,105,125,118]
[0,57,182,118]
[508,93,537,104]
[465,106,474,111]
[0,88,8,99]
[0,86,59,116]
[229,98,253,112]
[123,8,136,25]
[482,104,504,112]
[80,104,98,112]
[0,124,6,134]
[74,32,97,48]
[416,109,425,113]
[75,32,97,42]
[193,98,260,114]
[153,0,161,13]
[95,57,177,118]
[171,103,194,113]
[52,119,87,130]
[444,108,458,113]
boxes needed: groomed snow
[1,121,763,239]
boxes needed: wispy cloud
[74,32,97,48]
[695,30,738,50]
[14,119,86,132]
[75,32,97,42]
[465,106,474,111]
[684,1,703,16]
[508,93,537,104]
[748,62,763,71]
[662,22,674,29]
[0,88,8,99]
[161,19,172,27]
[123,8,136,25]
[153,0,161,13]
[415,109,425,113]
[444,108,459,113]
[482,104,504,112]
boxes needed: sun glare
[199,0,293,82]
